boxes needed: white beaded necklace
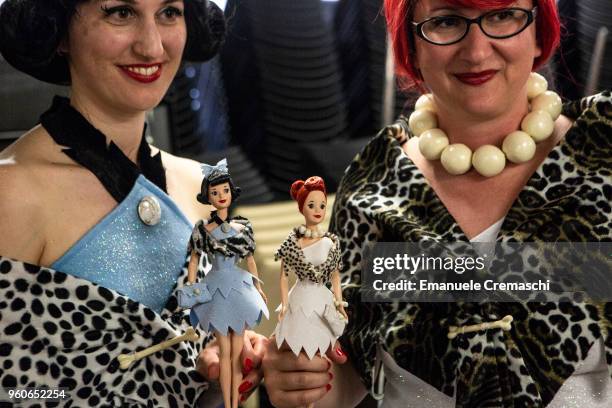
[297,224,325,238]
[408,72,562,177]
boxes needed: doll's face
[302,190,327,227]
[208,182,232,210]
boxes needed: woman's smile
[453,69,498,86]
[119,63,163,83]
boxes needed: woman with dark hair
[181,158,268,408]
[263,0,611,407]
[0,1,266,406]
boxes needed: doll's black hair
[0,0,226,85]
[197,170,242,205]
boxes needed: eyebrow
[429,6,472,14]
[98,0,181,4]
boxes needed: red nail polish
[335,347,345,358]
[242,358,253,375]
[328,372,333,380]
[238,381,252,394]
[240,394,246,402]
[326,383,332,391]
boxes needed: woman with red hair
[263,0,611,406]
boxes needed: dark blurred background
[1,0,610,203]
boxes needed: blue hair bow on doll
[200,158,228,179]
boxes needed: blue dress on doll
[187,218,269,335]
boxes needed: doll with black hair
[179,159,269,408]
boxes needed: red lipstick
[119,63,162,83]
[454,70,497,86]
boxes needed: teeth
[125,65,159,76]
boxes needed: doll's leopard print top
[274,229,342,284]
[329,91,612,407]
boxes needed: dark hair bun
[0,0,73,84]
[290,180,305,201]
[184,0,227,62]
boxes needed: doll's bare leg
[231,331,244,408]
[218,332,232,408]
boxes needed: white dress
[274,237,345,359]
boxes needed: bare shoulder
[0,126,56,263]
[157,149,211,223]
[159,149,203,187]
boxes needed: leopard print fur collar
[188,216,256,259]
[330,91,612,407]
[274,230,343,284]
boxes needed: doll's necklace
[408,72,562,177]
[297,225,325,238]
[211,211,232,233]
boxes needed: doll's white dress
[274,232,345,359]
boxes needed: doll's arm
[187,250,199,284]
[330,269,348,321]
[246,254,268,303]
[279,261,289,319]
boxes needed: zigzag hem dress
[273,230,345,359]
[187,218,269,336]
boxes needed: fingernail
[240,394,246,402]
[326,359,331,370]
[242,358,253,375]
[335,346,345,358]
[238,381,252,394]
[328,372,333,380]
[207,366,215,379]
[326,383,332,391]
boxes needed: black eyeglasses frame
[411,6,538,46]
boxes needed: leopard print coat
[329,91,612,407]
[0,255,214,407]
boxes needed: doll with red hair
[273,177,348,366]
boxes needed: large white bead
[521,110,555,142]
[415,93,436,111]
[408,109,438,136]
[418,128,449,160]
[526,72,548,99]
[502,131,536,163]
[531,91,562,120]
[472,145,506,177]
[440,144,472,175]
